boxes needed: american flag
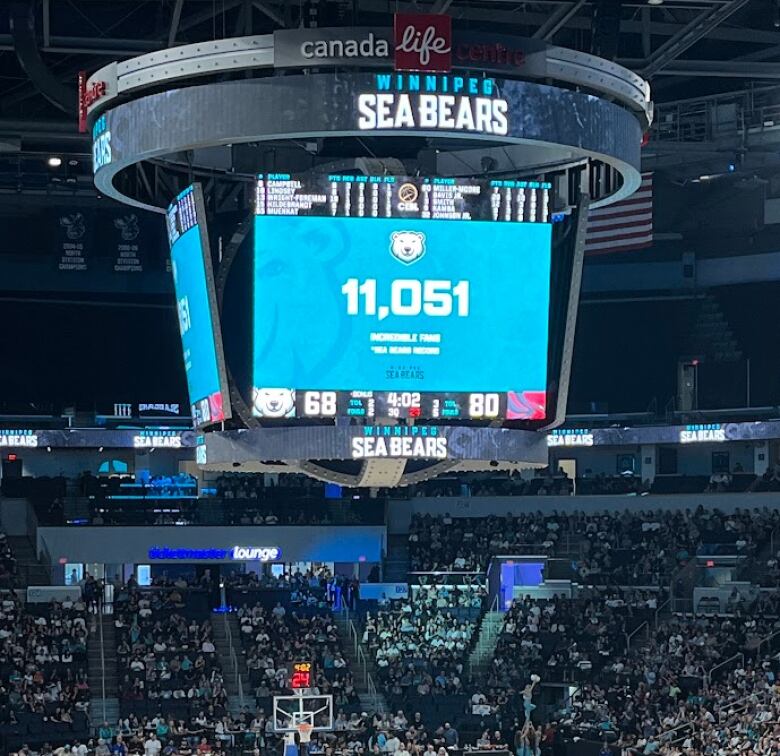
[585,172,653,255]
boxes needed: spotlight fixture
[647,0,663,6]
[47,156,62,167]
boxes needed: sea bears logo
[252,388,296,418]
[114,214,140,241]
[59,213,86,240]
[390,230,426,265]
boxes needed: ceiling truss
[0,0,776,182]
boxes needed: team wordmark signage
[357,73,508,136]
[352,426,448,459]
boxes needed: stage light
[47,156,62,167]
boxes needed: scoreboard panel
[166,185,232,428]
[252,174,553,422]
[256,173,551,223]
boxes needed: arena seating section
[114,586,227,718]
[0,589,91,753]
[3,474,780,754]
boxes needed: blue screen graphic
[169,219,225,425]
[252,215,551,396]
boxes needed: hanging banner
[55,210,92,272]
[109,210,144,273]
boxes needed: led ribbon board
[166,185,232,427]
[90,73,642,214]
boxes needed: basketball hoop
[296,721,313,744]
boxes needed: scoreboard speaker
[1,457,22,480]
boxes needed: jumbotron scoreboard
[252,174,554,422]
[81,11,652,478]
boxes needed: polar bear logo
[390,230,426,265]
[252,388,296,418]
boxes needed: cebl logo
[394,13,452,72]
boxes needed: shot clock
[290,661,314,690]
[252,174,553,421]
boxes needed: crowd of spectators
[754,466,780,492]
[408,581,487,611]
[0,590,91,753]
[10,707,289,755]
[363,588,479,702]
[481,579,780,755]
[236,602,359,710]
[408,507,780,585]
[0,591,91,714]
[23,463,780,532]
[487,590,659,692]
[114,589,226,713]
[214,476,382,527]
[9,493,780,756]
[406,468,773,498]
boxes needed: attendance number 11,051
[341,278,469,321]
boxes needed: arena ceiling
[0,0,779,193]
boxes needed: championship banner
[54,209,93,272]
[108,210,144,273]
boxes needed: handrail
[756,627,780,656]
[625,620,648,650]
[98,611,107,724]
[718,692,765,723]
[705,652,744,692]
[658,719,695,743]
[357,644,370,688]
[366,670,384,713]
[345,618,371,688]
[222,611,244,709]
[654,597,671,628]
[348,619,360,658]
[237,669,244,708]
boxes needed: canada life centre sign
[275,14,511,137]
[275,13,455,73]
[273,12,541,73]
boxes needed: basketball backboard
[273,693,334,732]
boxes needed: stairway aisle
[88,615,119,728]
[467,610,504,680]
[212,612,250,716]
[334,612,388,715]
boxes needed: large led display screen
[166,185,231,427]
[252,174,553,421]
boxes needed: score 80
[468,393,500,418]
[303,391,338,417]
